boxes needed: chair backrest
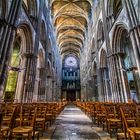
[95,103,102,112]
[2,104,17,128]
[136,105,140,127]
[36,105,47,118]
[136,105,140,115]
[104,105,117,118]
[18,105,37,127]
[120,105,136,119]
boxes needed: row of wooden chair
[0,101,67,140]
[76,101,140,140]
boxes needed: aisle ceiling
[51,0,92,58]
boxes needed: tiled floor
[41,104,113,140]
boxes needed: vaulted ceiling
[51,0,92,58]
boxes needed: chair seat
[46,114,52,116]
[1,126,9,132]
[13,126,33,133]
[117,132,128,138]
[107,118,121,122]
[128,127,140,134]
[97,114,106,117]
[36,118,45,122]
[3,117,11,122]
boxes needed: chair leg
[28,132,32,140]
[37,133,39,140]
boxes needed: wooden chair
[104,105,122,137]
[45,106,54,126]
[120,105,137,127]
[120,107,140,140]
[94,103,106,126]
[1,104,17,139]
[35,105,47,135]
[11,105,39,140]
[135,105,140,127]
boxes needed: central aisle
[51,104,101,140]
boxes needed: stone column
[52,80,56,101]
[30,1,44,102]
[61,90,66,100]
[33,67,40,102]
[46,76,53,101]
[19,54,37,103]
[80,85,84,101]
[96,54,103,101]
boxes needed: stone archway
[23,0,38,26]
[5,36,21,101]
[91,38,95,61]
[4,24,33,103]
[40,21,47,49]
[106,0,123,30]
[112,24,139,102]
[97,20,104,50]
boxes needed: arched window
[112,25,139,102]
[48,37,52,62]
[4,24,33,102]
[40,21,47,48]
[97,21,104,49]
[92,61,98,101]
[5,37,21,100]
[0,0,7,19]
[106,0,123,31]
[23,0,38,26]
[91,38,95,60]
[116,30,136,68]
[23,0,29,10]
[64,56,78,68]
[113,0,122,19]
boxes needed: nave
[1,0,140,139]
[43,104,101,140]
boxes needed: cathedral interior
[1,0,140,139]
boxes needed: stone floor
[41,104,114,140]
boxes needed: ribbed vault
[51,0,92,57]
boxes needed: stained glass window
[65,56,77,67]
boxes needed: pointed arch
[5,23,34,102]
[111,23,139,102]
[99,49,107,68]
[97,20,104,50]
[23,0,38,25]
[38,48,45,68]
[40,21,47,48]
[47,60,52,77]
[0,0,8,19]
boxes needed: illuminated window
[65,56,78,67]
